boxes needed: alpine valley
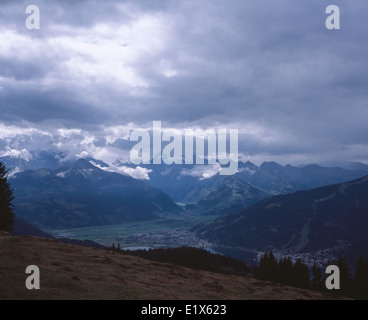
[2,152,368,266]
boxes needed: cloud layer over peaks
[1,0,368,166]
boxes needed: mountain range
[0,151,68,174]
[2,152,368,233]
[119,159,368,217]
[132,160,368,202]
[10,159,180,229]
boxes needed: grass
[0,232,346,300]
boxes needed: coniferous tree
[336,256,351,295]
[279,257,293,286]
[353,256,368,300]
[267,251,279,282]
[256,252,268,280]
[0,162,15,232]
[292,259,310,289]
[311,263,324,291]
[256,251,278,282]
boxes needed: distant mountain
[182,175,271,215]
[11,159,180,229]
[235,161,368,195]
[175,161,368,216]
[194,175,368,265]
[141,160,368,204]
[102,160,368,220]
[0,151,69,174]
[5,151,368,220]
[3,150,367,201]
[318,161,368,172]
[136,164,200,202]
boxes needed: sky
[1,0,368,170]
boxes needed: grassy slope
[0,232,343,300]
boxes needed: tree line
[110,243,368,299]
[111,243,249,277]
[256,251,368,299]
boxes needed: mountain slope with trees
[195,175,368,265]
[182,175,272,215]
[11,159,180,229]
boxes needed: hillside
[182,175,271,215]
[235,161,368,195]
[10,159,180,229]
[0,233,341,300]
[194,175,368,265]
[12,215,55,239]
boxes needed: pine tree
[311,263,324,291]
[256,252,269,280]
[0,162,15,232]
[267,251,279,282]
[336,256,351,295]
[279,257,293,285]
[292,259,310,289]
[353,256,368,300]
[256,251,279,282]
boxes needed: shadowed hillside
[11,159,180,229]
[195,175,368,266]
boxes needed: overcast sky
[1,0,368,167]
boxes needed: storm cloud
[1,0,368,166]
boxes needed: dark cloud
[0,0,368,165]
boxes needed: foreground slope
[0,233,339,300]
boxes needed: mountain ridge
[11,159,180,229]
[194,175,368,266]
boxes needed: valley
[46,216,216,250]
[3,155,368,270]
